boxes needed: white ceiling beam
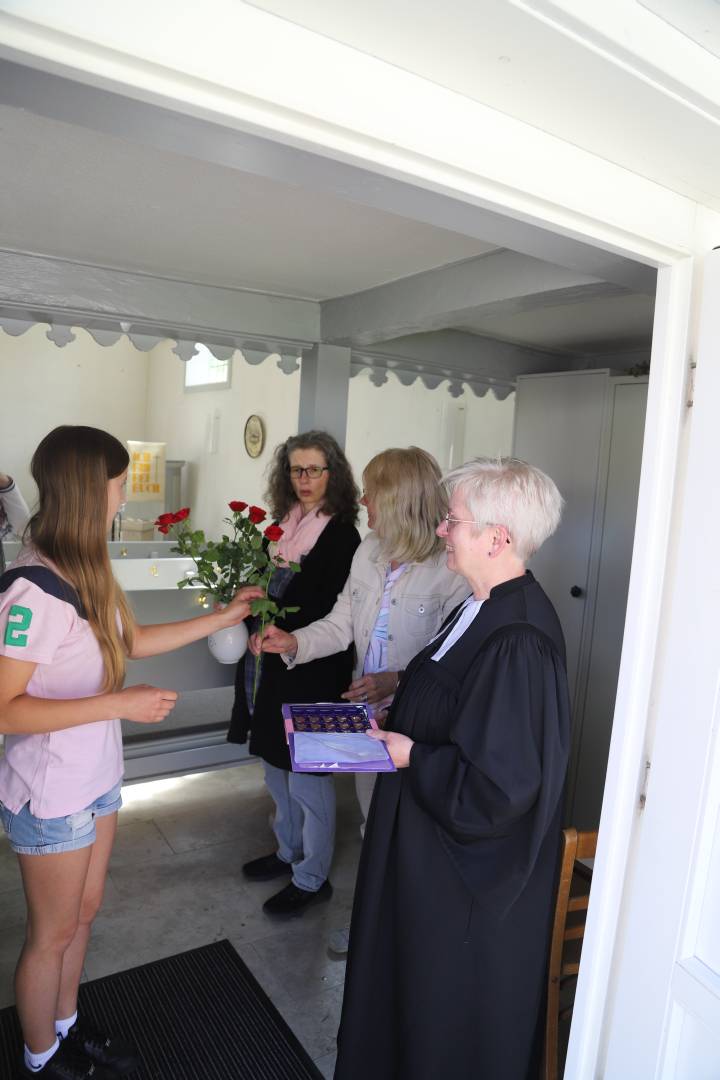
[0,60,656,295]
[321,251,626,347]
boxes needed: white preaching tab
[293,732,388,766]
[431,598,484,661]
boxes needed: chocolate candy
[286,703,372,734]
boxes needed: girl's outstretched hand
[117,684,178,724]
[219,586,265,626]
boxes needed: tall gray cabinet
[512,370,648,829]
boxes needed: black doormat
[0,940,323,1079]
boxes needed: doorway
[0,49,696,1077]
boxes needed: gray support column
[298,344,352,448]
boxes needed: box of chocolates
[281,703,395,773]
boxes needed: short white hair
[443,457,564,561]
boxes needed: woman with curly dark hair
[228,431,361,917]
[265,430,359,526]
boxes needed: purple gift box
[281,702,395,773]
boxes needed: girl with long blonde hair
[0,426,261,1080]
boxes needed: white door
[597,250,720,1077]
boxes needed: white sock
[55,1010,78,1039]
[24,1038,60,1072]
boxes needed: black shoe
[242,852,293,881]
[63,1019,140,1076]
[263,880,333,918]
[17,1038,114,1079]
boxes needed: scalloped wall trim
[0,315,513,399]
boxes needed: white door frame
[0,10,715,1070]
[564,257,695,1076]
[595,247,720,1078]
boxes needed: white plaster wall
[143,354,515,537]
[461,389,515,461]
[345,367,514,487]
[144,342,300,537]
[0,325,148,507]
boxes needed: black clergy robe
[334,571,571,1080]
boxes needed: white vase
[208,620,248,664]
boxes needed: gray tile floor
[0,764,364,1079]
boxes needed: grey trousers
[263,762,336,892]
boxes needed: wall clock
[244,414,265,458]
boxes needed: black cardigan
[228,515,361,770]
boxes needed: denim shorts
[0,780,123,856]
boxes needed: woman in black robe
[335,457,571,1080]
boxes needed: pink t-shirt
[0,548,123,818]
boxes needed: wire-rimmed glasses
[442,512,490,529]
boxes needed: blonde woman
[258,446,469,826]
[0,426,261,1080]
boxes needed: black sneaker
[242,852,293,881]
[263,880,333,918]
[63,1019,140,1076]
[17,1038,114,1079]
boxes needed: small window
[184,344,232,390]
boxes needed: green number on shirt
[3,604,33,647]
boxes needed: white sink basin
[112,557,200,592]
[2,542,200,593]
[107,541,179,559]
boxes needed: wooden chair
[542,827,598,1080]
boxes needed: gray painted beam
[370,330,577,378]
[321,252,625,346]
[0,250,320,344]
[0,60,656,295]
[298,344,351,446]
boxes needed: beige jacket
[287,533,469,679]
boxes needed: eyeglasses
[442,513,512,542]
[442,512,490,529]
[289,465,329,480]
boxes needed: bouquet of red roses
[156,501,300,697]
[156,499,300,618]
